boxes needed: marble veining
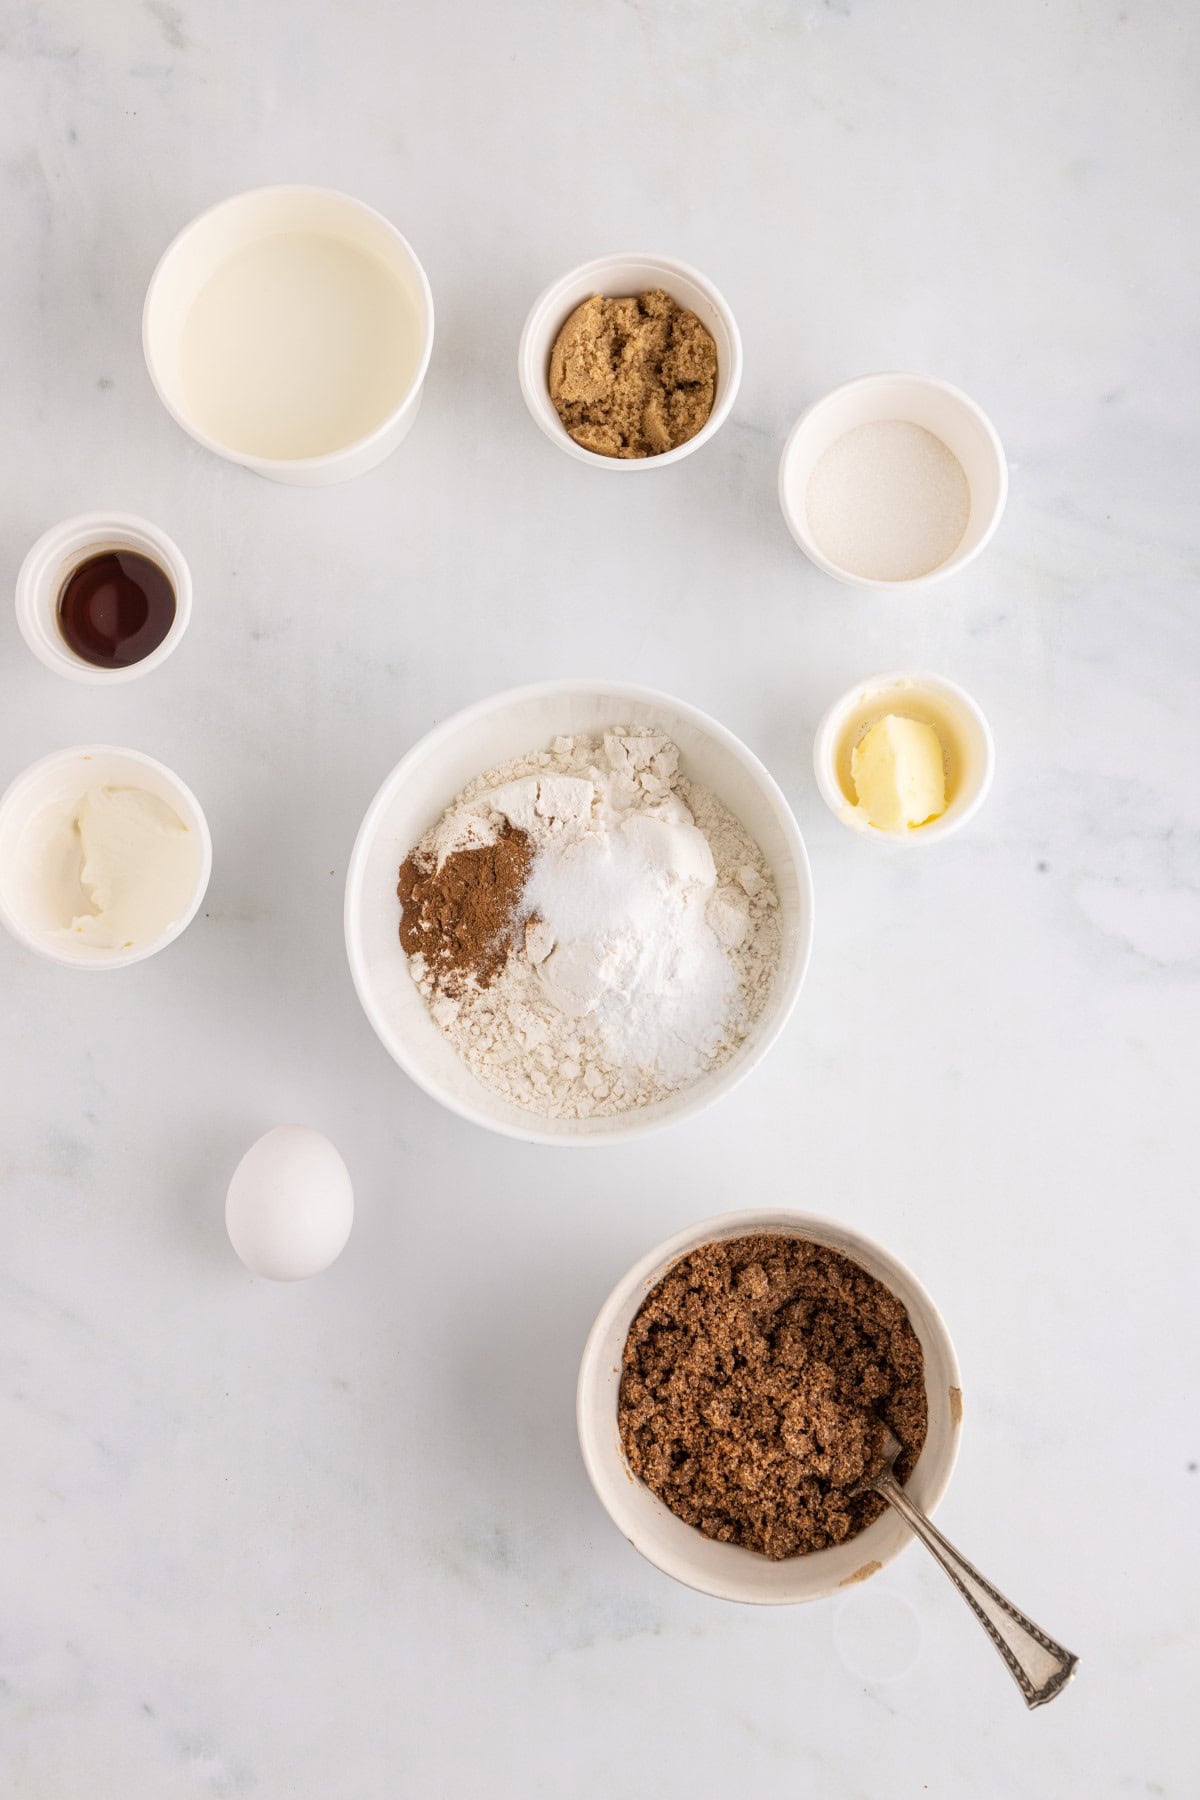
[1,0,1196,1794]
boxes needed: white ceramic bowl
[0,745,212,969]
[344,681,813,1146]
[813,670,995,846]
[517,254,742,469]
[143,185,434,486]
[577,1209,962,1604]
[15,512,192,685]
[778,372,1007,589]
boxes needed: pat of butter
[850,714,946,832]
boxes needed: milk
[179,231,421,460]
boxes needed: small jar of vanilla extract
[15,512,192,685]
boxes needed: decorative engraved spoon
[866,1431,1079,1708]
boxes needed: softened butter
[850,714,946,832]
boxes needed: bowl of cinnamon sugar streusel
[577,1209,962,1604]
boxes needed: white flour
[404,730,782,1118]
[805,419,970,581]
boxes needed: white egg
[225,1125,353,1281]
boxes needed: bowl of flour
[344,682,814,1145]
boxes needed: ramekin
[577,1209,962,1604]
[0,745,212,969]
[143,185,435,487]
[813,670,995,845]
[778,372,1007,589]
[517,253,742,469]
[15,512,192,686]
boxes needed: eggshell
[225,1124,353,1281]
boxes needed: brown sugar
[397,823,534,992]
[548,289,717,459]
[618,1234,928,1560]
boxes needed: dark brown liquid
[57,550,176,669]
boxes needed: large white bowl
[577,1209,963,1603]
[344,682,813,1146]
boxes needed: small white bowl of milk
[143,186,434,486]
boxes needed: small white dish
[344,680,813,1146]
[517,253,742,469]
[778,371,1007,589]
[813,670,995,845]
[577,1208,962,1605]
[143,185,434,486]
[0,745,212,969]
[15,512,192,686]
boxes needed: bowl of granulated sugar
[778,372,1007,590]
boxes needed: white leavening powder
[402,730,783,1119]
[522,810,737,1082]
[805,419,970,581]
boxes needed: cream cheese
[41,785,198,949]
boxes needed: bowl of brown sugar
[518,253,742,468]
[577,1210,962,1603]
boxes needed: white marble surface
[1,1,1196,1793]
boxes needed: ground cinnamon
[397,823,534,991]
[618,1234,928,1559]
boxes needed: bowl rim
[0,743,213,969]
[14,510,193,687]
[777,369,1009,590]
[343,678,814,1146]
[142,183,436,477]
[516,251,744,471]
[812,668,996,847]
[576,1206,963,1604]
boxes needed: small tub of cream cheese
[813,671,994,845]
[0,746,211,967]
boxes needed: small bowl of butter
[0,745,211,968]
[813,671,994,845]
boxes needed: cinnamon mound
[398,823,534,991]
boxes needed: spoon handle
[874,1470,1078,1709]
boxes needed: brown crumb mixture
[397,823,533,993]
[548,289,717,459]
[618,1234,927,1559]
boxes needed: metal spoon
[864,1431,1079,1709]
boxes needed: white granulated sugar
[805,419,970,581]
[403,729,783,1119]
